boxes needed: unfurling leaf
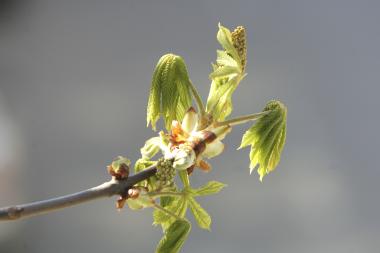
[140,132,169,160]
[188,197,211,230]
[156,219,191,253]
[206,24,247,121]
[107,156,130,179]
[239,100,287,181]
[191,181,226,196]
[147,54,193,131]
[140,137,162,160]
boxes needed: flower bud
[107,156,130,180]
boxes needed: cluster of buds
[156,158,176,185]
[231,26,247,71]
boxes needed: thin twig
[0,166,157,221]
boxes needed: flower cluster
[231,26,247,71]
[156,158,176,185]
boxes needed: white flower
[168,107,231,173]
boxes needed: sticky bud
[128,188,140,199]
[108,156,130,180]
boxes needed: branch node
[7,206,24,220]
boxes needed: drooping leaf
[188,197,211,230]
[156,219,191,253]
[206,24,247,121]
[147,54,193,131]
[191,181,226,196]
[239,100,287,181]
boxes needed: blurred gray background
[1,0,379,252]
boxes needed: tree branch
[0,166,157,221]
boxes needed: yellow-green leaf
[239,100,287,181]
[126,190,154,210]
[206,24,247,121]
[156,219,191,253]
[216,23,240,61]
[188,197,211,230]
[140,136,162,160]
[147,54,193,131]
[153,197,188,231]
[111,156,130,173]
[191,181,226,196]
[134,159,156,189]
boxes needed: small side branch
[214,111,270,127]
[0,166,157,221]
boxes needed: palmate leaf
[206,24,247,121]
[147,54,193,131]
[239,100,287,181]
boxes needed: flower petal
[172,145,196,171]
[203,140,224,159]
[181,107,198,133]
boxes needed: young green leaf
[153,196,188,231]
[191,181,226,196]
[156,219,191,253]
[126,190,155,210]
[134,159,156,173]
[140,136,162,160]
[239,100,287,181]
[206,24,247,121]
[147,54,193,131]
[110,156,130,177]
[134,159,157,189]
[188,197,211,230]
[216,23,240,61]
